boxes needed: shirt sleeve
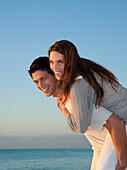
[67,79,96,133]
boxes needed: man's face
[32,70,57,97]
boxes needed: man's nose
[38,81,45,89]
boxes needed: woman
[48,40,127,170]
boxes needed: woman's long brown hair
[48,40,119,106]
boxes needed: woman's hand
[104,113,127,170]
[56,97,70,118]
[115,162,127,170]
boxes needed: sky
[0,0,127,149]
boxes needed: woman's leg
[90,150,101,170]
[96,126,127,170]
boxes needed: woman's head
[48,40,80,81]
[49,51,64,80]
[48,40,119,105]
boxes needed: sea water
[0,149,93,170]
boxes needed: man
[28,57,127,170]
[28,57,58,97]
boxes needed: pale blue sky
[0,0,127,149]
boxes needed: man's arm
[56,97,70,118]
[56,97,81,133]
[104,113,127,170]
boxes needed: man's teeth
[43,87,49,91]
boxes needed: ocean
[0,149,93,170]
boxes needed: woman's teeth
[56,72,62,75]
[56,72,61,74]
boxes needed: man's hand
[56,97,70,118]
[56,97,65,112]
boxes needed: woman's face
[49,51,64,80]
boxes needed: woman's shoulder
[71,77,90,89]
[70,77,95,101]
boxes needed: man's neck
[52,87,70,104]
[52,87,62,98]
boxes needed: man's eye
[41,77,47,80]
[34,81,38,84]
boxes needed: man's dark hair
[28,56,54,78]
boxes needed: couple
[28,40,127,170]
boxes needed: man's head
[28,57,57,97]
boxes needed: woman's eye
[49,61,53,64]
[58,60,64,64]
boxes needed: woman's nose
[53,63,59,71]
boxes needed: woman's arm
[104,114,127,170]
[56,97,81,133]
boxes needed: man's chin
[45,93,51,97]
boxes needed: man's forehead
[32,70,50,80]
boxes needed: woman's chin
[56,76,61,80]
